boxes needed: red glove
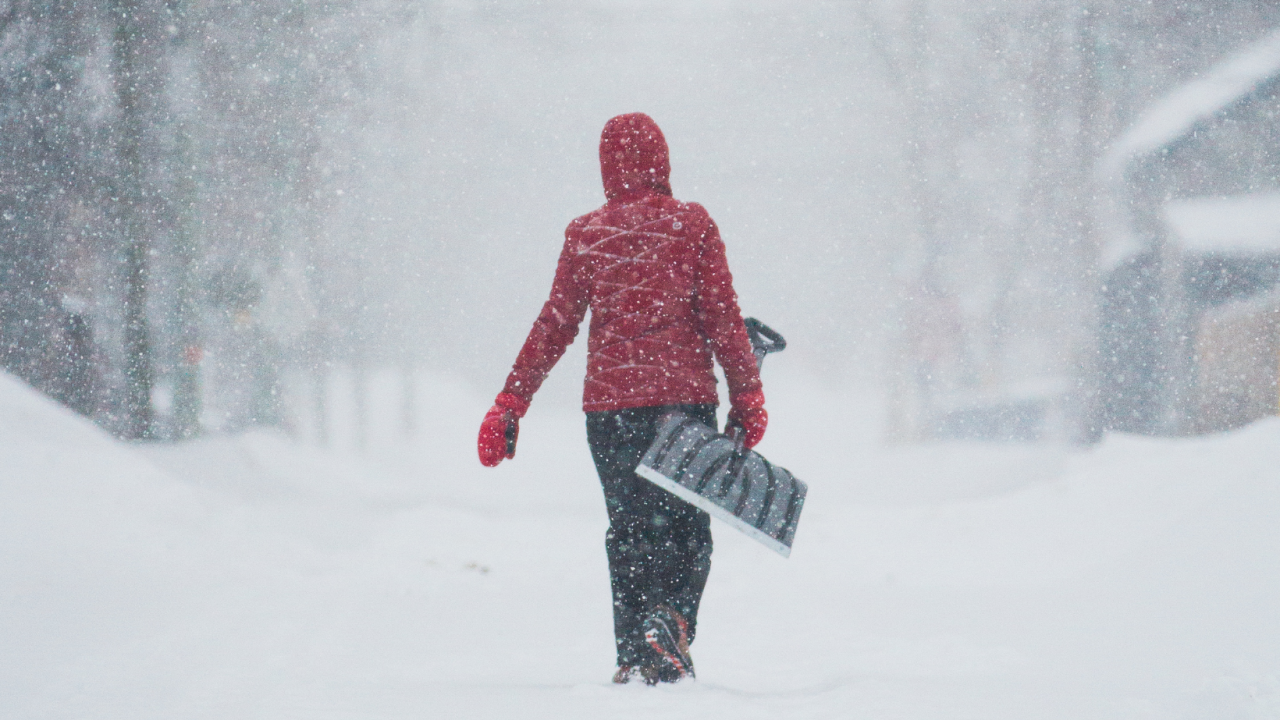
[478,392,530,467]
[727,389,767,450]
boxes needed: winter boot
[642,605,695,682]
[612,664,660,685]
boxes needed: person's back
[477,112,767,684]
[501,113,761,414]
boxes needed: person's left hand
[727,389,767,450]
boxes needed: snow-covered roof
[1100,28,1280,179]
[1164,193,1280,256]
[1097,28,1280,270]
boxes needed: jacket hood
[599,113,672,200]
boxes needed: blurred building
[1097,28,1280,435]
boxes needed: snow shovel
[636,318,807,558]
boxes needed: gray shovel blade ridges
[636,411,806,558]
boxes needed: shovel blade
[637,411,806,558]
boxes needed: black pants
[586,404,716,667]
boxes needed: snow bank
[3,368,1280,719]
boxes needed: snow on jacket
[502,113,762,414]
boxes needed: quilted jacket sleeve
[691,210,763,402]
[502,228,589,405]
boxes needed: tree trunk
[111,0,156,440]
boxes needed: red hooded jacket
[502,113,762,414]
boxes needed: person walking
[477,112,767,684]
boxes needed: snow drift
[3,368,1280,719]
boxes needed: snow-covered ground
[3,368,1280,719]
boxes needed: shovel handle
[744,317,786,370]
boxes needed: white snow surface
[4,369,1280,719]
